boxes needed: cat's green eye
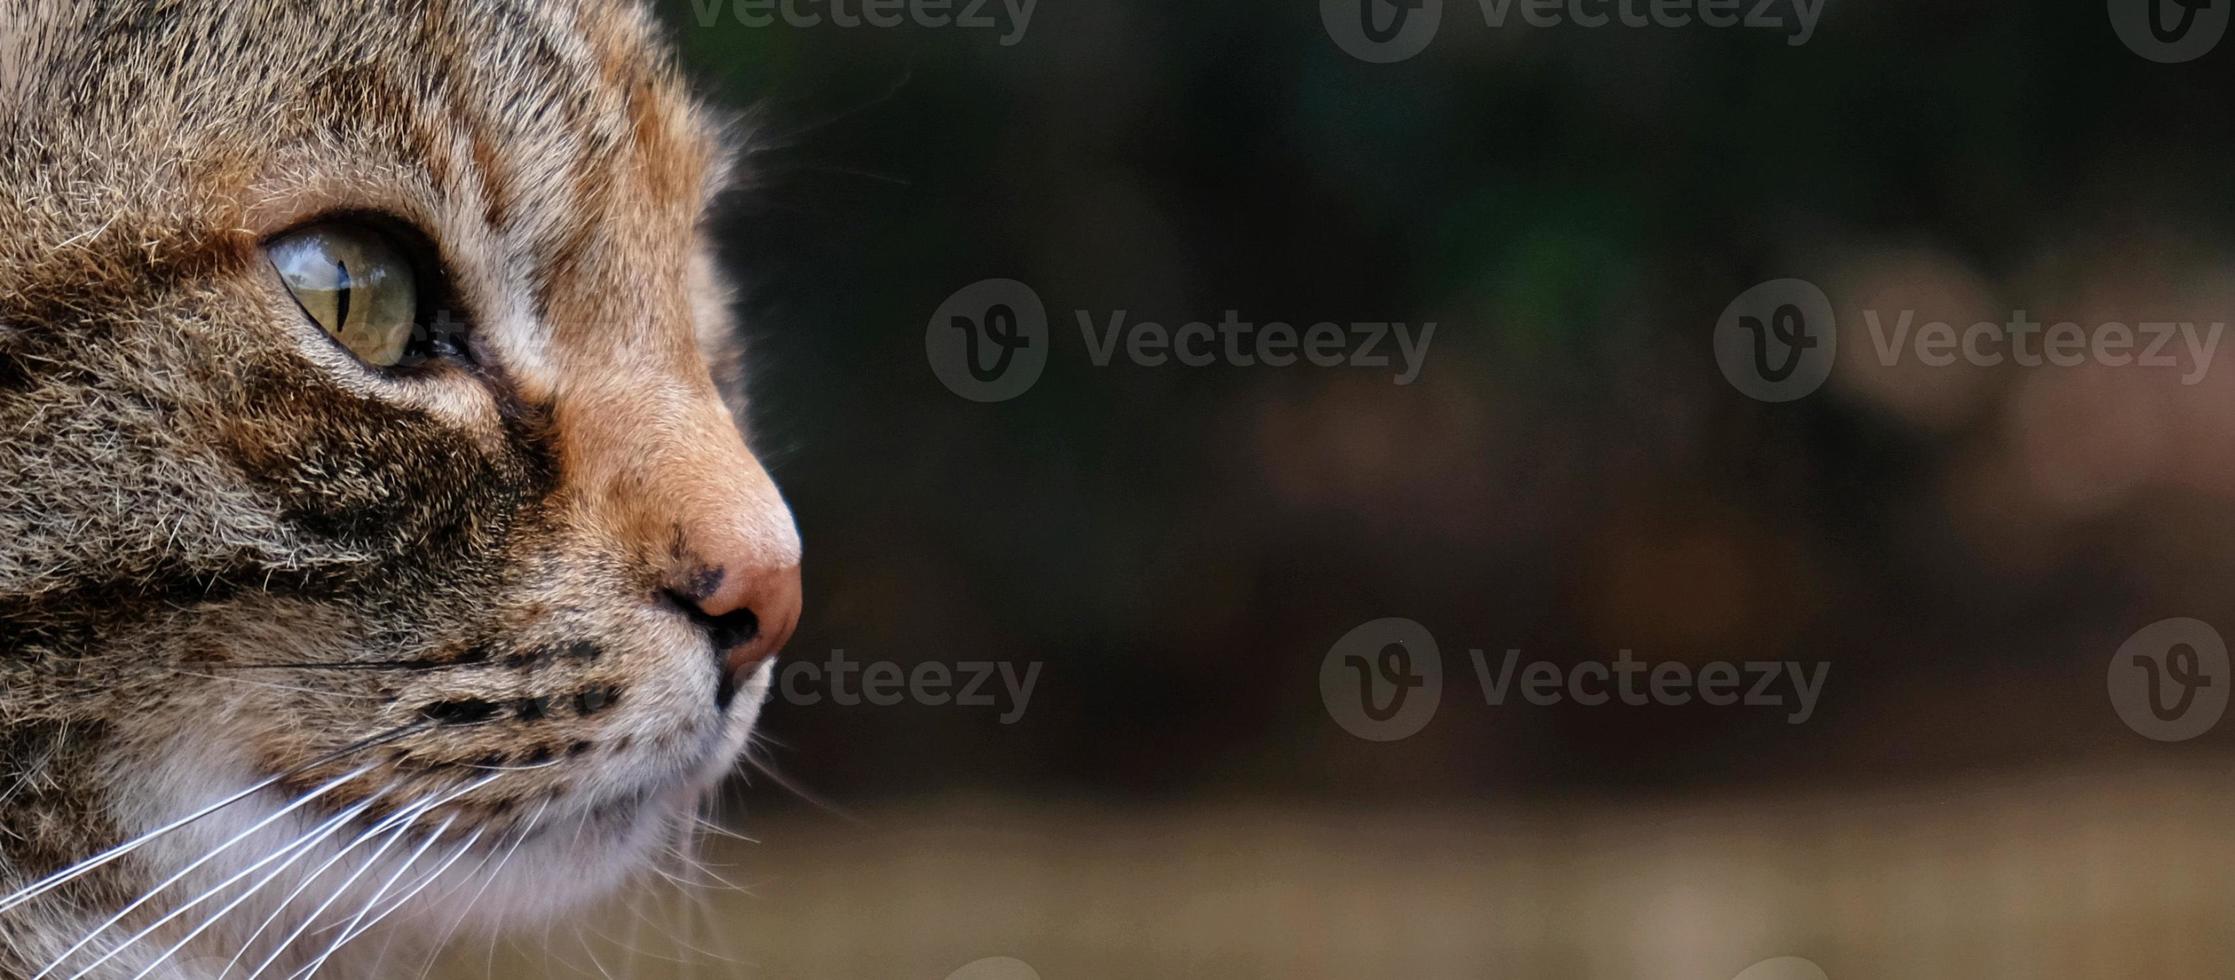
[267,224,421,368]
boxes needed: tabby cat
[0,1,801,976]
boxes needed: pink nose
[665,531,802,682]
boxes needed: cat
[0,1,800,976]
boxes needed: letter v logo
[1322,0,1442,63]
[927,279,1050,403]
[2110,0,2229,62]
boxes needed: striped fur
[0,3,796,976]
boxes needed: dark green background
[657,0,2235,808]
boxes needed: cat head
[0,0,797,965]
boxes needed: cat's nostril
[665,584,780,712]
[706,606,762,652]
[660,559,802,710]
[663,587,759,645]
[659,515,803,697]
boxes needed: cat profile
[0,2,799,976]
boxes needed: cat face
[0,0,796,968]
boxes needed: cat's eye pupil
[332,260,353,331]
[266,222,433,370]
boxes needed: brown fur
[0,2,799,976]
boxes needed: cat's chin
[420,793,696,933]
[423,657,773,933]
[105,657,774,968]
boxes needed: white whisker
[363,822,501,980]
[285,815,458,980]
[229,773,500,980]
[33,763,378,978]
[685,800,748,975]
[0,725,425,917]
[688,813,755,845]
[235,814,419,980]
[298,825,485,979]
[101,791,395,980]
[1,779,294,917]
[417,798,547,980]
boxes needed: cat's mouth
[524,661,771,848]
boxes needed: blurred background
[462,0,2235,976]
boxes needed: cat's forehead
[3,0,733,395]
[4,0,727,250]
